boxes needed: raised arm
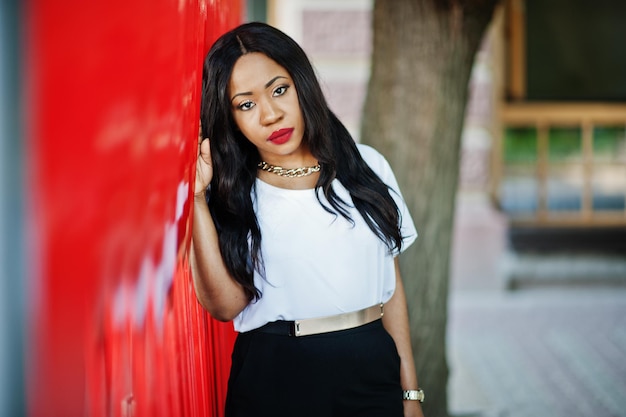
[190,137,249,321]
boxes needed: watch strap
[402,389,425,402]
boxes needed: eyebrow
[230,76,288,102]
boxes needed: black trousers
[225,319,403,417]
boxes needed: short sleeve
[357,144,418,254]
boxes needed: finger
[198,136,209,155]
[199,138,212,165]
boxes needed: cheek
[233,118,259,143]
[232,118,243,132]
[232,113,249,133]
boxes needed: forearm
[382,263,419,390]
[191,194,249,321]
[382,258,424,417]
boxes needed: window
[496,0,626,226]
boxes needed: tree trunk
[361,1,499,416]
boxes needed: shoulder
[356,143,383,163]
[356,143,393,179]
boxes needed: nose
[259,99,283,126]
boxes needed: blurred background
[260,1,625,416]
[1,0,625,416]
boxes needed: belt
[254,303,384,337]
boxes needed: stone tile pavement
[447,288,626,417]
[446,192,626,417]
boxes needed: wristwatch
[402,389,425,402]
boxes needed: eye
[238,100,255,111]
[273,85,289,97]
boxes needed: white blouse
[233,144,417,332]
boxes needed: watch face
[417,389,425,402]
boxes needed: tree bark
[361,1,499,416]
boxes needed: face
[228,52,308,165]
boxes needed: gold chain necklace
[257,161,321,178]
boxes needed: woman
[192,22,425,417]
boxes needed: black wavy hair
[200,22,403,301]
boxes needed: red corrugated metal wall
[25,1,240,416]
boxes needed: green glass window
[504,127,537,163]
[549,127,581,162]
[593,126,626,163]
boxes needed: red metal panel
[25,1,240,416]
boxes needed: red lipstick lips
[267,128,294,145]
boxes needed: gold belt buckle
[292,303,384,337]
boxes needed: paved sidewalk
[447,192,626,417]
[447,288,626,417]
